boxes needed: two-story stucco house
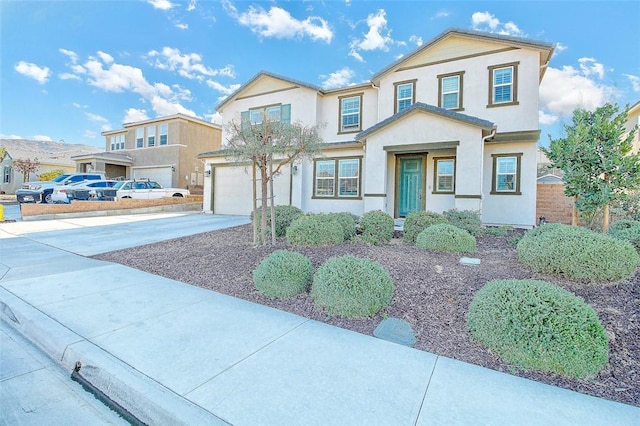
[199,28,554,227]
[73,114,221,192]
[624,100,640,154]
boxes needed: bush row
[253,250,394,317]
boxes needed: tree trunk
[603,203,610,234]
[269,155,276,245]
[572,196,579,226]
[252,162,258,246]
[260,161,269,246]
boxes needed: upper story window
[395,80,416,114]
[433,157,455,193]
[438,72,464,110]
[491,153,522,195]
[159,124,168,145]
[110,134,125,151]
[488,62,519,107]
[136,128,144,148]
[147,125,156,147]
[339,94,362,133]
[242,104,291,129]
[313,157,361,198]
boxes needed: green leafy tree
[13,157,40,183]
[543,103,640,233]
[38,168,66,181]
[225,115,324,245]
[0,146,7,163]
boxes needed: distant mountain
[0,139,101,166]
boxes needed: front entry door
[398,157,424,217]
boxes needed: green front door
[398,157,423,217]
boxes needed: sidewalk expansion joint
[413,355,440,426]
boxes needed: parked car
[51,180,119,204]
[114,179,190,200]
[17,172,106,204]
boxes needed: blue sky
[1,0,639,149]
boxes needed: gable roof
[103,113,220,136]
[216,70,323,111]
[356,102,495,141]
[372,28,554,83]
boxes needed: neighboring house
[73,114,221,192]
[0,139,95,194]
[624,100,640,154]
[199,28,554,227]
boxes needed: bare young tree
[12,157,40,183]
[225,116,324,245]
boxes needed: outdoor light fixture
[205,170,211,177]
[171,165,176,172]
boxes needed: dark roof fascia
[371,28,555,82]
[216,70,324,111]
[71,151,134,162]
[356,102,495,141]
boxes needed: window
[433,158,455,193]
[3,166,11,183]
[339,94,362,133]
[242,104,291,130]
[488,62,519,106]
[147,125,156,147]
[110,134,125,150]
[313,157,361,198]
[159,124,168,145]
[136,128,144,148]
[394,81,415,113]
[438,72,463,110]
[491,153,522,195]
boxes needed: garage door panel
[214,166,290,215]
[132,167,172,188]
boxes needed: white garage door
[214,166,291,215]
[132,167,172,188]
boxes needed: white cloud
[147,0,174,10]
[539,110,559,125]
[59,48,78,64]
[433,10,449,19]
[14,61,51,84]
[471,11,525,37]
[85,112,109,123]
[321,67,354,89]
[206,111,223,125]
[187,0,196,12]
[625,74,640,93]
[175,23,188,30]
[409,35,423,47]
[97,51,114,64]
[540,63,617,120]
[83,130,98,139]
[151,96,196,117]
[352,9,394,52]
[578,57,606,79]
[554,43,568,54]
[33,135,53,141]
[0,133,23,139]
[234,5,333,43]
[148,47,236,80]
[72,103,88,109]
[348,49,364,63]
[124,108,149,123]
[59,73,82,81]
[206,80,241,95]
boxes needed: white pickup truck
[16,172,106,203]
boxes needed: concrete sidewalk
[1,213,638,425]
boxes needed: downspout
[479,126,497,220]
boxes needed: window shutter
[281,104,291,124]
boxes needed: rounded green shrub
[608,219,640,253]
[467,279,609,379]
[286,215,344,246]
[253,205,304,238]
[253,250,314,298]
[403,211,448,243]
[415,223,477,253]
[359,210,394,245]
[517,224,639,282]
[317,212,357,241]
[443,209,483,237]
[311,255,394,317]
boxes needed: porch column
[362,148,388,213]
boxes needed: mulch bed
[94,224,639,407]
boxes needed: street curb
[0,287,229,426]
[21,202,202,221]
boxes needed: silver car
[51,180,119,203]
